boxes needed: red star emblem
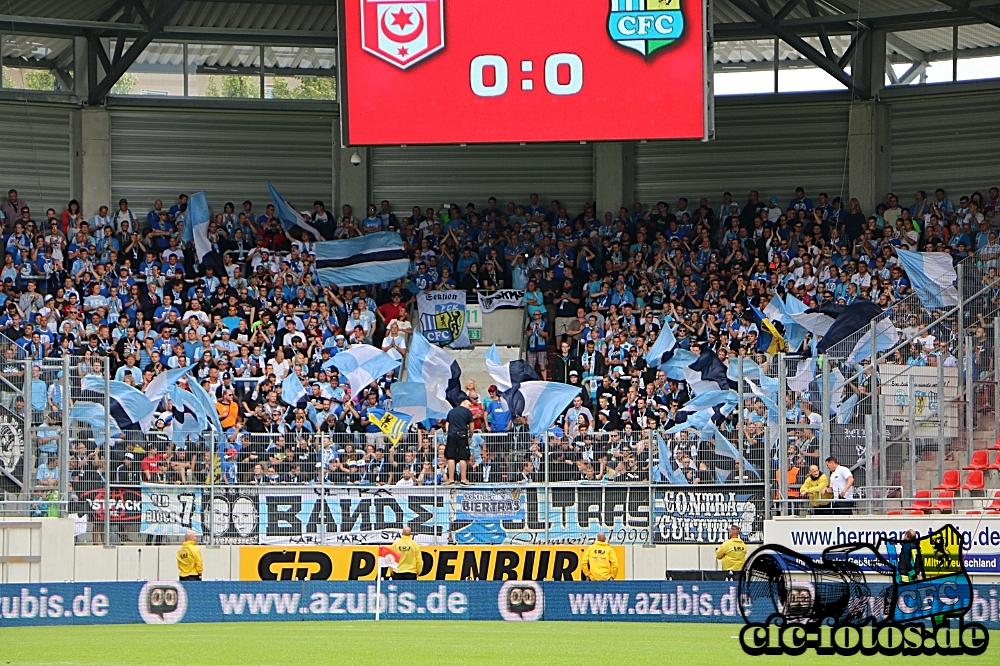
[389,9,413,29]
[397,46,409,57]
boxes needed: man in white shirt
[825,456,854,515]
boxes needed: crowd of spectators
[2,182,997,495]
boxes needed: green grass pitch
[0,622,997,665]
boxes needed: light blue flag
[727,357,764,383]
[169,385,205,446]
[711,425,760,479]
[666,408,712,434]
[187,376,225,444]
[314,232,408,287]
[715,468,731,484]
[770,294,808,352]
[680,390,739,413]
[81,376,156,428]
[895,249,959,309]
[70,401,120,447]
[644,324,676,366]
[655,432,689,485]
[660,348,698,381]
[332,344,400,397]
[407,333,454,385]
[391,381,450,422]
[267,180,326,241]
[281,372,307,406]
[184,191,212,260]
[517,381,582,436]
[485,344,512,391]
[837,393,859,424]
[847,317,899,366]
[142,365,199,422]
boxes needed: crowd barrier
[0,580,998,628]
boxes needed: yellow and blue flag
[750,304,786,354]
[368,407,412,446]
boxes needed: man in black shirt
[445,400,474,486]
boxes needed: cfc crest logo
[361,0,445,69]
[608,0,685,58]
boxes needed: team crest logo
[608,0,685,58]
[361,0,444,69]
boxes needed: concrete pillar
[337,144,370,221]
[74,107,112,218]
[594,142,634,213]
[847,101,890,215]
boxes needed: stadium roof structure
[1,0,999,102]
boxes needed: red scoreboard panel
[339,0,712,145]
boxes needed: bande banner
[417,290,471,348]
[478,289,525,313]
[141,484,204,536]
[652,487,764,545]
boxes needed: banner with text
[478,289,525,313]
[418,290,471,348]
[238,544,626,581]
[141,484,204,536]
[0,581,998,627]
[765,516,1000,573]
[652,487,765,545]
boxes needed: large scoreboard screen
[339,0,712,145]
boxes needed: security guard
[716,525,747,572]
[390,526,422,580]
[177,530,204,581]
[582,532,619,581]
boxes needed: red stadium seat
[984,490,1000,511]
[930,490,955,513]
[990,433,1000,450]
[904,490,932,512]
[934,469,961,490]
[961,470,985,491]
[989,451,1000,470]
[963,450,990,470]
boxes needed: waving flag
[789,310,836,336]
[332,344,401,398]
[169,384,207,446]
[267,180,326,241]
[142,365,198,430]
[684,350,730,395]
[314,232,409,287]
[183,191,213,260]
[815,299,883,354]
[895,249,959,309]
[70,401,120,447]
[391,381,451,422]
[644,323,677,366]
[515,381,582,436]
[727,357,763,383]
[80,377,156,430]
[281,372,308,407]
[749,304,786,354]
[710,425,760,479]
[847,317,899,366]
[660,348,698,381]
[187,376,225,442]
[655,432,689,485]
[367,407,412,445]
[485,344,512,391]
[679,390,739,413]
[787,358,816,394]
[408,334,464,405]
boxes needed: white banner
[418,290,471,348]
[764,516,1000,573]
[878,363,959,436]
[141,484,203,535]
[478,289,525,313]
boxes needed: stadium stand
[0,180,998,540]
